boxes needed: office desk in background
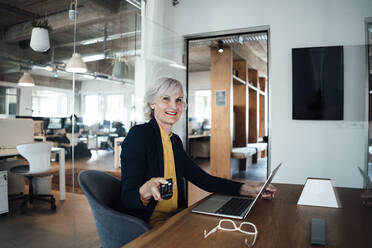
[124,184,372,248]
[0,147,66,201]
[188,134,210,159]
[188,134,210,139]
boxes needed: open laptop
[358,166,372,189]
[192,163,282,219]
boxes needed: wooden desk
[124,184,372,248]
[0,147,66,201]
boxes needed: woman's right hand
[139,177,169,201]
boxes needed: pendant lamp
[69,0,78,20]
[112,60,126,79]
[18,72,35,86]
[112,10,127,79]
[30,27,50,52]
[66,53,87,73]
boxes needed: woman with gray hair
[120,77,276,228]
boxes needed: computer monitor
[76,117,83,124]
[64,117,71,128]
[47,118,62,130]
[103,120,110,129]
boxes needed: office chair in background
[10,142,56,210]
[60,133,79,157]
[78,170,149,248]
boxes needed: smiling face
[151,90,184,134]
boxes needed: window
[84,95,100,125]
[83,94,127,126]
[0,87,19,115]
[194,90,211,122]
[32,90,71,117]
[105,94,125,122]
[130,93,135,122]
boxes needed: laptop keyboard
[215,197,253,216]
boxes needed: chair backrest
[78,170,149,248]
[16,142,52,174]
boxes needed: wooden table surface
[124,184,372,248]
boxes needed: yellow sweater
[147,126,178,228]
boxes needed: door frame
[184,26,272,182]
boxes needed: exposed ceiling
[0,0,141,87]
[1,2,370,88]
[188,33,268,77]
[189,29,372,77]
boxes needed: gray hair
[144,77,186,120]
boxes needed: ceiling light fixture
[18,72,35,86]
[238,36,244,44]
[69,0,78,20]
[66,53,87,73]
[126,0,141,9]
[169,63,186,70]
[81,54,105,62]
[66,1,87,74]
[44,65,54,71]
[218,40,224,53]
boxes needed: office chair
[10,142,56,210]
[60,133,79,157]
[78,170,149,248]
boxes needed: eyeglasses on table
[204,219,258,247]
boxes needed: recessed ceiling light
[218,40,224,53]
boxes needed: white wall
[188,71,210,118]
[157,0,372,188]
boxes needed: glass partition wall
[0,1,129,247]
[186,32,269,206]
[0,1,80,246]
[368,22,372,181]
[70,0,187,246]
[0,0,186,246]
[71,2,140,246]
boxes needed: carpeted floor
[51,168,121,194]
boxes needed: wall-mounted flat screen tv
[292,46,344,120]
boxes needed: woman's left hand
[239,181,277,199]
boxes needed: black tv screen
[292,46,344,120]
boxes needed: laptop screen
[191,163,282,219]
[249,163,282,207]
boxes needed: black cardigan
[120,118,242,222]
